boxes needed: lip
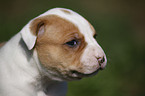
[60,67,105,81]
[70,67,103,78]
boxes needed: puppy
[0,8,107,96]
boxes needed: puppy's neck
[0,33,67,96]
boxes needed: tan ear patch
[30,19,46,36]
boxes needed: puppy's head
[21,8,107,81]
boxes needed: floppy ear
[20,19,45,50]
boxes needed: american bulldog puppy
[0,8,107,96]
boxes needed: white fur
[21,22,37,50]
[0,8,106,96]
[0,33,67,96]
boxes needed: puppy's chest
[37,79,67,96]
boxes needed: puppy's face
[30,8,107,81]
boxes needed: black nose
[96,56,105,66]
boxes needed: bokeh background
[0,0,145,96]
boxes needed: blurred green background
[0,0,145,96]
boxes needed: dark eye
[93,34,97,39]
[65,39,78,47]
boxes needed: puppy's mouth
[65,67,103,81]
[44,67,103,81]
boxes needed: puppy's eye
[93,34,97,39]
[65,39,78,47]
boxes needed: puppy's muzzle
[70,56,106,79]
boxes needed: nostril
[102,56,105,63]
[96,56,105,66]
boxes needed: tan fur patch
[30,15,87,75]
[60,9,71,14]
